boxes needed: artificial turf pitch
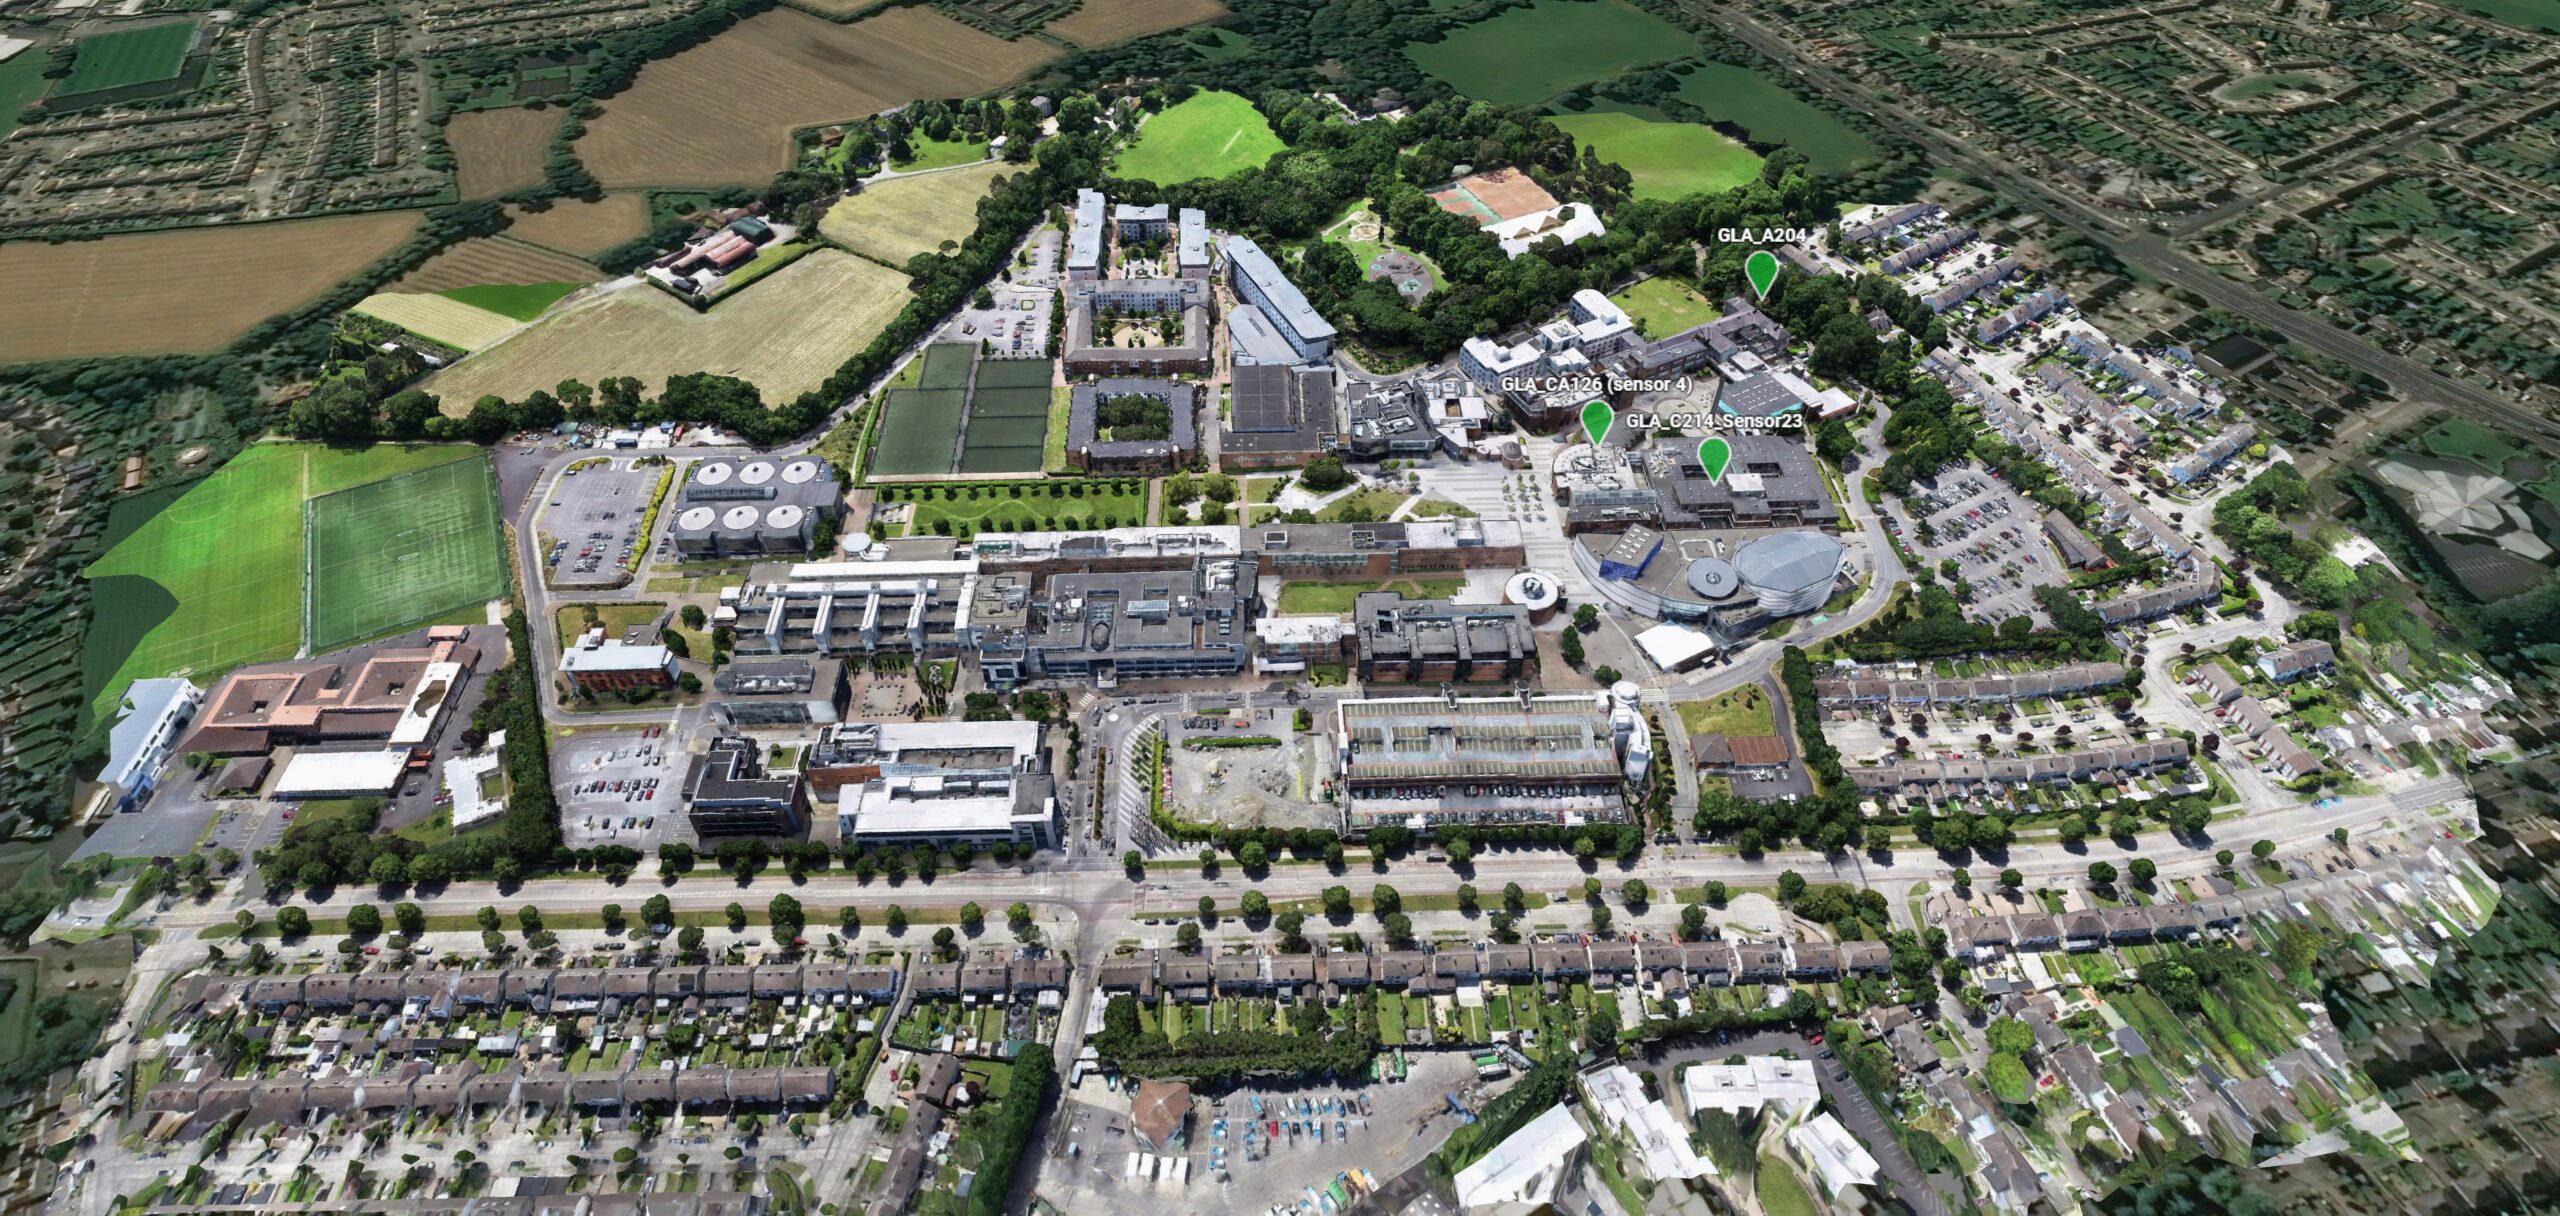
[60,23,198,94]
[80,443,486,726]
[307,456,508,651]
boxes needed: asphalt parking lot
[1895,466,2055,625]
[554,730,678,848]
[540,458,664,587]
[947,229,1057,356]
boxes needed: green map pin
[1581,398,1613,446]
[1697,436,1734,483]
[1745,250,1780,301]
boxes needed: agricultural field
[59,22,198,95]
[503,195,653,257]
[393,237,601,295]
[1549,104,1761,200]
[81,443,482,723]
[447,107,558,198]
[441,283,584,322]
[0,211,422,361]
[352,293,522,350]
[819,162,1006,266]
[1407,0,1692,106]
[1044,0,1227,46]
[424,249,910,406]
[575,7,1056,189]
[1669,62,1875,175]
[1610,276,1721,337]
[307,456,508,651]
[881,479,1149,536]
[1111,90,1285,183]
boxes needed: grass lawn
[889,134,988,172]
[81,443,480,729]
[60,22,198,94]
[1550,105,1762,200]
[1612,276,1722,338]
[1675,684,1777,736]
[0,52,53,142]
[1756,1154,1820,1216]
[1275,577,1464,615]
[1042,386,1074,473]
[437,282,580,322]
[888,480,1148,538]
[1317,486,1407,521]
[1671,60,1876,174]
[2419,417,2526,476]
[555,602,668,651]
[1408,0,1690,106]
[1112,90,1285,183]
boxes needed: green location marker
[1744,249,1781,301]
[1697,436,1734,483]
[1581,398,1614,446]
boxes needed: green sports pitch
[307,457,509,652]
[59,22,199,95]
[80,443,495,729]
[1110,90,1286,184]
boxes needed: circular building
[738,460,776,488]
[1684,556,1742,601]
[1734,531,1845,617]
[693,461,733,489]
[1504,569,1563,623]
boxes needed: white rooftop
[559,637,673,674]
[1452,1103,1587,1213]
[273,749,408,798]
[1583,1064,1715,1181]
[1788,1112,1881,1195]
[1680,1056,1822,1115]
[387,661,463,746]
[1633,623,1718,671]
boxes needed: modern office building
[1222,237,1336,361]
[97,676,201,811]
[709,657,849,727]
[1219,362,1338,468]
[1351,592,1535,683]
[975,556,1257,687]
[685,735,808,838]
[814,720,1059,852]
[1243,518,1527,583]
[731,557,981,658]
[1066,188,1106,279]
[1176,207,1211,277]
[1333,690,1632,831]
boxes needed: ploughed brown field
[0,211,422,360]
[394,236,601,295]
[447,107,558,199]
[1045,0,1226,46]
[504,194,653,257]
[575,7,1057,190]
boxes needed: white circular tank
[694,461,733,487]
[766,504,805,531]
[721,505,761,530]
[739,460,776,486]
[781,460,819,484]
[676,506,717,531]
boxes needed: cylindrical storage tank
[693,461,733,488]
[739,460,776,487]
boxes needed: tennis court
[307,456,508,651]
[917,342,978,390]
[872,387,968,475]
[956,357,1053,473]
